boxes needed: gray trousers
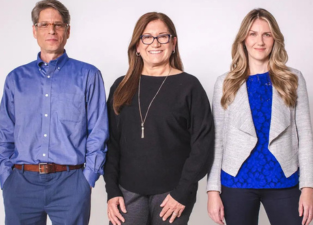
[109,186,196,225]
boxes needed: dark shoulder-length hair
[113,12,183,114]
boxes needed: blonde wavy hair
[221,8,298,109]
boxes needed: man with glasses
[0,0,108,224]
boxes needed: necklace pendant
[141,125,144,138]
[138,71,170,140]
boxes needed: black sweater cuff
[107,186,123,202]
[170,182,197,206]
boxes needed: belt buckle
[39,163,48,174]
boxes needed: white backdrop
[0,0,312,224]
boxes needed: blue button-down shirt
[0,51,108,188]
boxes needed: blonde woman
[207,8,313,225]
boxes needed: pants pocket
[2,169,16,191]
[79,169,91,189]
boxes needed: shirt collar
[36,50,69,70]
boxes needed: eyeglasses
[140,34,172,45]
[35,22,69,30]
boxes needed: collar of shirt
[36,50,69,76]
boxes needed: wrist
[301,187,313,193]
[207,191,220,196]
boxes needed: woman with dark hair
[105,12,214,225]
[207,8,313,225]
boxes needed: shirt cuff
[83,168,100,188]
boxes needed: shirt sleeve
[83,70,109,187]
[170,79,215,205]
[104,79,123,201]
[0,74,16,189]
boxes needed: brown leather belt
[14,163,84,174]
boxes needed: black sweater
[104,72,214,205]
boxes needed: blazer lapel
[231,82,257,137]
[269,89,291,144]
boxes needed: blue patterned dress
[221,72,299,188]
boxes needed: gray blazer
[207,68,313,192]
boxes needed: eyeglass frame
[34,22,69,30]
[139,34,173,45]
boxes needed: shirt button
[44,114,48,117]
[43,153,46,156]
[58,67,60,70]
[44,134,47,137]
[45,94,49,97]
[44,63,47,66]
[47,76,50,78]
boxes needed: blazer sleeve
[295,70,313,189]
[206,74,226,193]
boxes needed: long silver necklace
[138,68,171,138]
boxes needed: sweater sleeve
[104,78,123,201]
[170,78,215,205]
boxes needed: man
[0,0,108,224]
